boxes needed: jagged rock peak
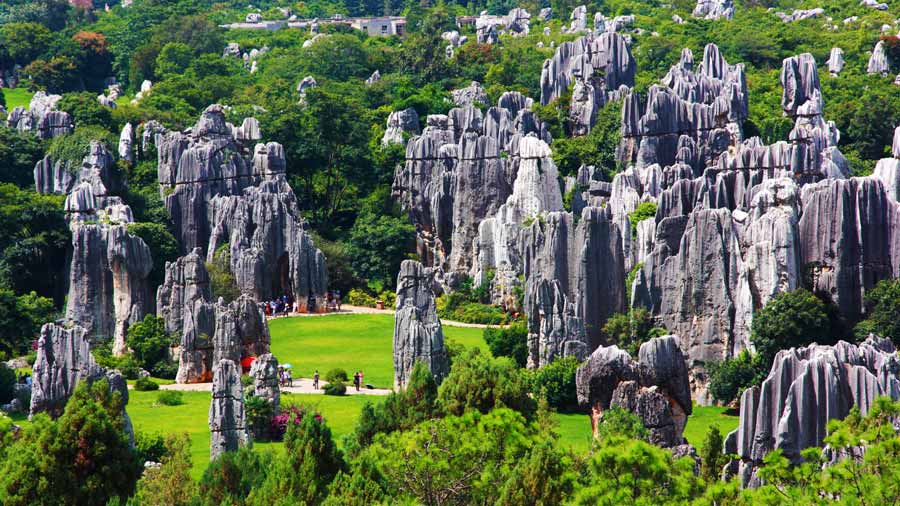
[826,47,845,76]
[451,81,490,108]
[6,91,73,139]
[249,353,280,414]
[393,260,449,388]
[382,108,421,146]
[868,40,891,76]
[725,336,900,487]
[575,336,692,448]
[209,359,250,460]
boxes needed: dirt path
[267,304,505,328]
[159,377,392,396]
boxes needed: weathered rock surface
[873,126,900,203]
[6,91,73,139]
[451,81,489,108]
[826,47,844,76]
[393,260,449,388]
[868,40,891,76]
[157,105,327,306]
[119,122,134,163]
[393,92,551,274]
[41,141,153,354]
[249,353,280,413]
[725,336,900,487]
[776,8,824,22]
[156,248,271,383]
[576,336,692,447]
[30,323,134,444]
[382,107,420,146]
[540,32,635,133]
[693,0,734,19]
[521,206,627,355]
[619,44,747,169]
[209,359,250,460]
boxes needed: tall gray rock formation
[157,249,271,383]
[540,32,635,133]
[393,92,551,275]
[209,359,250,460]
[725,336,900,487]
[575,335,692,447]
[867,40,890,76]
[798,177,900,320]
[45,141,153,354]
[30,323,135,444]
[619,44,747,169]
[249,353,280,413]
[393,260,449,388]
[826,47,844,76]
[157,105,327,307]
[521,206,627,358]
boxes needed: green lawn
[683,404,740,450]
[269,314,487,388]
[2,88,33,109]
[127,389,379,480]
[551,404,740,455]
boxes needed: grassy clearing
[2,88,33,109]
[550,404,740,456]
[127,389,379,480]
[683,404,740,450]
[269,314,487,388]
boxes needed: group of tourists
[261,290,344,317]
[278,366,293,387]
[263,294,295,317]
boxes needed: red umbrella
[241,356,256,372]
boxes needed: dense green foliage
[751,288,831,366]
[602,307,667,356]
[528,355,580,411]
[125,314,177,379]
[0,379,142,505]
[854,279,900,344]
[483,321,528,367]
[438,347,536,419]
[707,349,768,405]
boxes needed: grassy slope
[268,314,486,388]
[2,88,33,109]
[683,404,740,450]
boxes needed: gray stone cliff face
[393,260,449,388]
[156,248,270,384]
[209,359,250,460]
[157,105,327,306]
[725,336,900,487]
[6,91,73,139]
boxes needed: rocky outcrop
[565,5,589,33]
[47,141,153,354]
[506,8,531,36]
[540,32,635,133]
[725,336,900,487]
[451,81,489,108]
[30,323,134,444]
[776,8,823,22]
[575,336,692,448]
[6,91,73,139]
[393,91,552,275]
[798,177,900,320]
[693,0,734,19]
[393,260,449,388]
[119,122,134,163]
[157,105,327,306]
[526,279,588,367]
[156,249,270,383]
[868,40,891,76]
[521,206,627,354]
[826,47,844,76]
[249,353,280,413]
[209,359,250,460]
[382,108,420,146]
[619,44,747,169]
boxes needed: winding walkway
[159,377,392,396]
